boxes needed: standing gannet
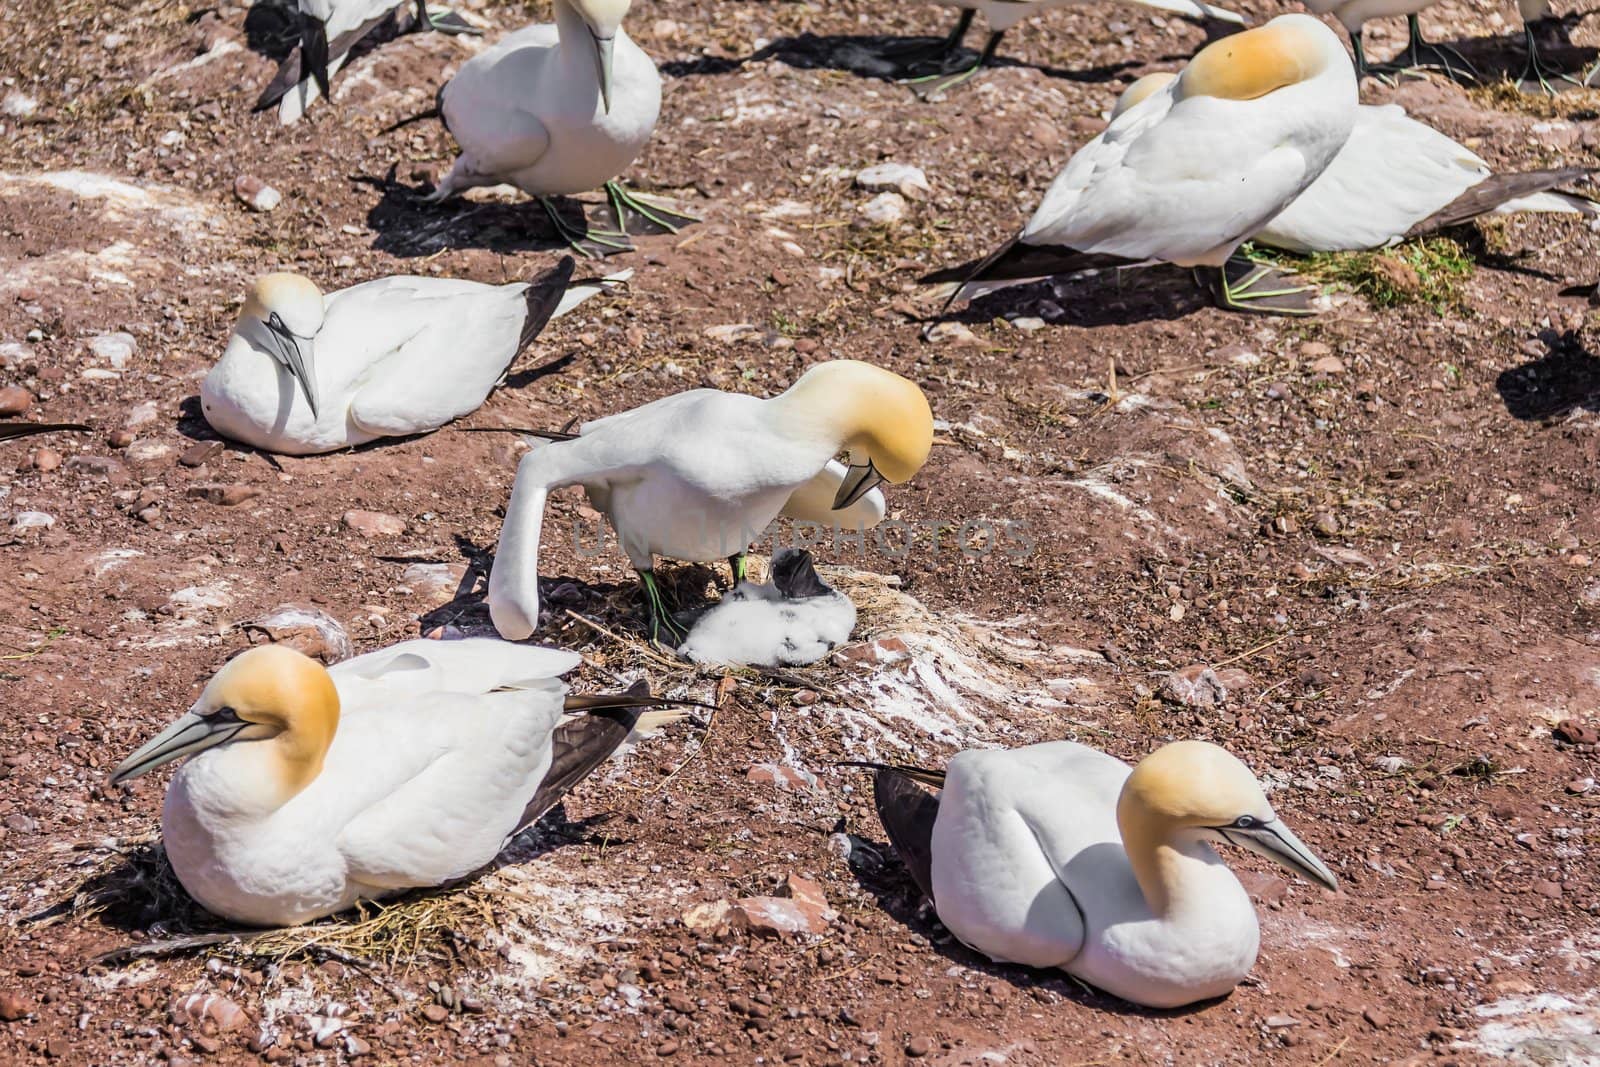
[1301,0,1474,82]
[111,640,690,926]
[487,360,934,645]
[428,0,693,258]
[852,740,1338,1009]
[257,1,480,125]
[200,257,628,456]
[921,14,1358,317]
[887,0,1244,99]
[1112,73,1597,252]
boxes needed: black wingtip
[1407,166,1600,237]
[515,256,578,353]
[0,422,91,441]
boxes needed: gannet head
[777,360,935,510]
[1119,740,1338,890]
[1177,14,1345,103]
[111,645,340,804]
[570,0,632,114]
[240,272,326,418]
[1111,72,1177,121]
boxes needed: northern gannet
[678,548,858,667]
[428,0,693,258]
[200,257,627,456]
[257,0,480,125]
[853,740,1338,1009]
[487,360,934,645]
[111,640,689,926]
[1301,0,1474,82]
[1113,73,1597,252]
[887,0,1245,99]
[921,15,1358,317]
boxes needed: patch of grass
[1468,80,1600,123]
[1301,237,1476,312]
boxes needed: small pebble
[235,174,282,212]
[0,385,34,416]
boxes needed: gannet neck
[1177,14,1338,102]
[1117,804,1222,918]
[768,360,934,484]
[198,644,340,808]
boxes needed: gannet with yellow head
[112,639,690,926]
[202,257,629,456]
[857,739,1338,1008]
[922,14,1358,316]
[429,0,694,258]
[487,359,935,645]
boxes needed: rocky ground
[3,0,1600,1063]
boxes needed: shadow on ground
[1496,329,1600,420]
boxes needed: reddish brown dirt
[3,0,1600,1064]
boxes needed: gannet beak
[301,15,332,98]
[264,314,321,418]
[589,30,615,114]
[111,710,252,785]
[1221,819,1338,890]
[833,460,885,511]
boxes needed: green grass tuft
[1299,237,1476,312]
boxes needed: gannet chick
[488,360,933,645]
[1301,0,1474,82]
[1111,73,1597,253]
[679,549,857,667]
[853,740,1338,1008]
[890,0,1244,99]
[921,15,1358,318]
[428,0,694,258]
[258,0,481,125]
[201,257,626,456]
[111,640,690,926]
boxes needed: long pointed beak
[110,712,249,785]
[1221,820,1338,891]
[302,15,332,98]
[264,318,320,418]
[833,460,885,511]
[589,30,615,114]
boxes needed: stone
[1310,355,1346,375]
[107,429,134,449]
[179,440,225,468]
[401,562,466,601]
[11,511,54,530]
[858,191,907,225]
[30,448,61,472]
[244,605,353,664]
[89,332,137,370]
[171,993,251,1032]
[4,813,37,833]
[854,163,931,200]
[235,174,282,212]
[0,993,31,1021]
[1264,1015,1300,1029]
[0,385,33,416]
[1532,879,1563,898]
[188,483,261,507]
[126,441,172,464]
[906,1036,933,1057]
[681,900,735,935]
[421,1004,448,1024]
[746,763,816,790]
[923,321,982,347]
[703,323,760,343]
[1160,665,1228,709]
[342,510,405,537]
[1312,512,1339,537]
[730,896,830,937]
[1363,1007,1389,1029]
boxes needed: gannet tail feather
[0,422,91,441]
[921,238,1141,287]
[1407,167,1600,237]
[839,763,944,902]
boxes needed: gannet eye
[1231,815,1258,829]
[208,705,241,723]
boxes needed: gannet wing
[255,8,396,111]
[331,636,582,695]
[1409,166,1599,237]
[779,459,887,529]
[344,260,575,436]
[0,422,90,441]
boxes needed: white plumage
[201,260,624,455]
[679,550,858,667]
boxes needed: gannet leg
[1370,15,1478,83]
[603,181,700,237]
[727,552,748,586]
[1202,257,1317,317]
[905,30,1004,100]
[637,569,689,647]
[880,9,975,69]
[413,0,482,35]
[539,197,634,259]
[1519,21,1579,95]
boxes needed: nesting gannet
[852,740,1338,1008]
[1111,73,1597,252]
[678,549,858,667]
[888,0,1245,99]
[110,639,691,926]
[428,0,693,258]
[1300,0,1474,82]
[921,15,1358,317]
[200,257,628,456]
[258,1,480,125]
[487,360,933,645]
